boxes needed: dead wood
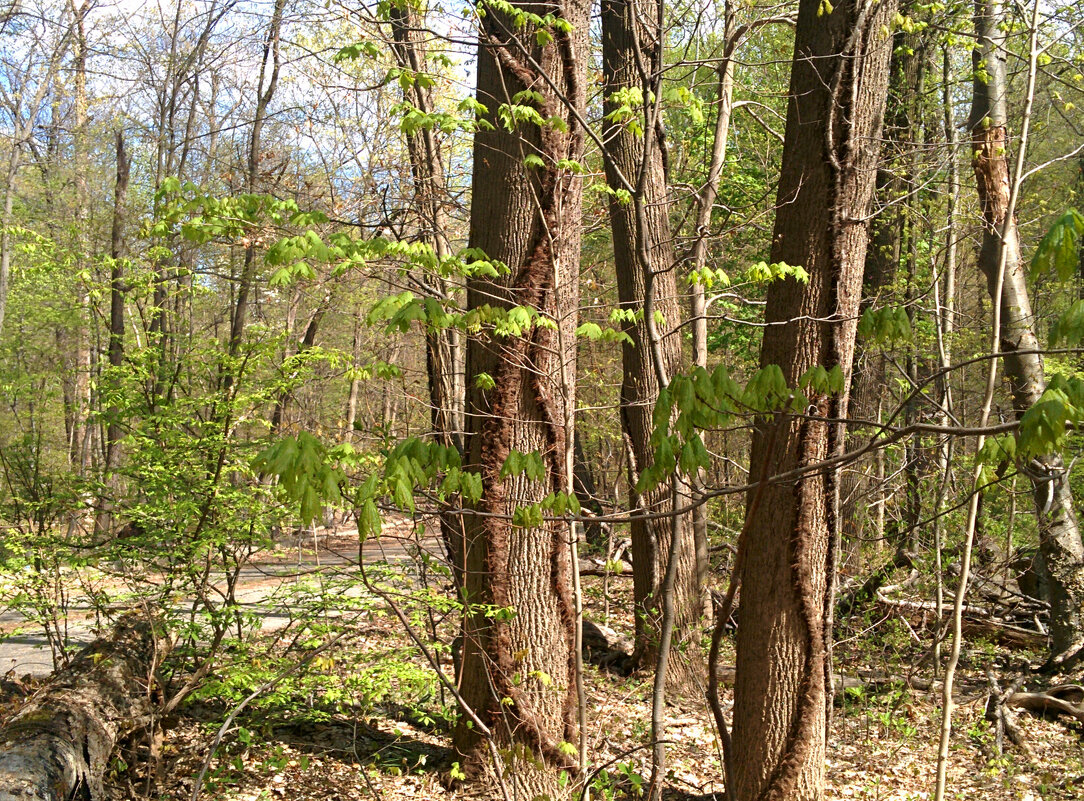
[1004,684,1084,724]
[0,614,169,801]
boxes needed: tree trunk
[387,0,468,589]
[729,0,894,797]
[95,132,131,537]
[843,22,926,550]
[0,616,168,801]
[226,0,285,376]
[452,0,588,794]
[969,0,1084,661]
[600,0,703,694]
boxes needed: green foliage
[1030,208,1083,281]
[1016,375,1084,460]
[590,761,646,800]
[1049,299,1084,347]
[576,321,633,344]
[744,260,808,285]
[255,433,350,524]
[857,306,912,346]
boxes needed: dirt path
[0,520,444,676]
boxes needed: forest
[0,0,1083,798]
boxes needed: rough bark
[600,0,703,694]
[452,0,588,796]
[969,0,1084,661]
[729,0,895,797]
[0,616,168,801]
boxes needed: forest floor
[0,526,1081,801]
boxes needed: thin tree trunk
[0,149,17,342]
[687,1,737,596]
[387,1,468,590]
[226,0,286,375]
[452,0,588,795]
[601,0,703,694]
[969,0,1084,661]
[95,132,131,536]
[931,43,959,671]
[346,304,363,434]
[729,0,894,798]
[69,0,92,474]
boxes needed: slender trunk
[226,0,286,373]
[270,288,331,433]
[601,0,702,694]
[936,3,1041,795]
[346,304,363,434]
[96,133,131,536]
[730,0,894,798]
[969,0,1084,660]
[452,0,588,795]
[687,1,737,595]
[932,43,959,669]
[70,0,92,474]
[387,1,468,589]
[0,149,17,340]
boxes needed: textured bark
[0,616,168,801]
[600,0,703,694]
[969,0,1084,660]
[729,0,894,797]
[452,0,588,796]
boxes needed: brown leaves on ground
[2,572,1081,801]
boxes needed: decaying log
[1004,684,1084,723]
[0,615,168,801]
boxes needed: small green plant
[591,761,646,799]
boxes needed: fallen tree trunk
[0,614,168,801]
[1004,683,1084,723]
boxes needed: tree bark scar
[972,125,1011,229]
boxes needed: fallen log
[1005,684,1084,724]
[0,614,168,801]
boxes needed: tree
[451,0,589,795]
[969,0,1084,663]
[0,1,67,341]
[728,0,895,797]
[600,0,703,692]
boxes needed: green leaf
[359,499,382,540]
[1050,299,1084,347]
[1031,209,1084,281]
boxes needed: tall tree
[728,0,895,797]
[0,8,66,341]
[452,0,589,796]
[386,0,467,588]
[600,0,703,692]
[969,0,1084,663]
